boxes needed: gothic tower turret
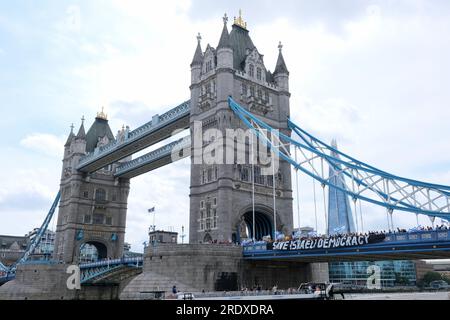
[53,111,130,264]
[189,12,293,244]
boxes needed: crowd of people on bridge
[239,223,449,246]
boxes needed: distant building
[123,242,142,258]
[26,228,56,259]
[426,260,450,278]
[329,260,418,287]
[149,229,178,244]
[0,235,29,266]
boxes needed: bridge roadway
[243,230,450,262]
[77,100,190,173]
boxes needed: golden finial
[233,9,247,29]
[97,106,108,120]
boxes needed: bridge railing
[77,100,190,169]
[79,256,143,269]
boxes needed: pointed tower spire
[274,41,289,75]
[64,123,75,147]
[217,13,231,49]
[76,116,86,139]
[331,138,338,149]
[190,33,203,67]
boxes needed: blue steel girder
[228,97,450,219]
[76,100,190,173]
[9,192,61,273]
[114,136,191,179]
[80,257,143,284]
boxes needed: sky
[0,0,449,252]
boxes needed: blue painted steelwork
[228,97,450,219]
[80,257,143,284]
[0,262,7,273]
[77,100,190,171]
[0,192,60,283]
[243,230,450,261]
[114,136,190,177]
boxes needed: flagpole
[153,209,156,232]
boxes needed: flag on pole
[148,207,155,213]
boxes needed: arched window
[249,64,254,77]
[95,189,106,202]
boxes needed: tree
[422,271,443,286]
[442,275,450,285]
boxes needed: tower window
[83,215,91,224]
[202,170,207,184]
[240,166,249,182]
[249,64,254,77]
[206,60,213,72]
[83,191,89,199]
[250,86,255,97]
[241,83,247,96]
[93,213,104,225]
[213,209,217,228]
[257,67,262,80]
[254,166,265,185]
[95,189,106,202]
[207,168,213,181]
[257,88,262,99]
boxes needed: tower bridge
[1,11,449,299]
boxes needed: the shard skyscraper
[327,139,356,235]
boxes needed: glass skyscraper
[327,140,416,287]
[327,139,356,235]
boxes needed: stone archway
[203,233,213,243]
[235,204,286,242]
[79,241,108,263]
[241,211,273,241]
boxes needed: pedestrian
[172,285,177,294]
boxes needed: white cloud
[20,133,65,158]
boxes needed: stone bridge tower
[189,13,293,244]
[53,111,130,264]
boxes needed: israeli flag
[333,225,346,233]
[275,231,285,240]
[307,231,318,237]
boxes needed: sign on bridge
[271,234,386,251]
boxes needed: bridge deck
[243,230,450,262]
